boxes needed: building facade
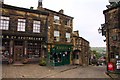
[73,31,90,66]
[103,2,120,72]
[37,1,74,66]
[0,2,49,64]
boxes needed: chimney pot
[38,0,43,8]
[30,7,34,10]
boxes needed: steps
[13,61,24,66]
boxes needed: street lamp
[98,27,102,34]
[98,23,111,72]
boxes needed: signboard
[116,60,120,70]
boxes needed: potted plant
[39,57,46,66]
[22,58,29,64]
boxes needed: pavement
[106,72,120,79]
[2,63,78,79]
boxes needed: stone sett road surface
[1,64,110,78]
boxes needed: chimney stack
[38,0,43,8]
[59,9,64,14]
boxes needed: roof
[1,3,49,16]
[103,4,120,14]
[1,3,73,19]
[79,37,89,43]
[44,8,74,19]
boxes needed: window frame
[33,20,41,33]
[66,33,71,42]
[54,15,60,24]
[54,31,60,42]
[65,19,71,27]
[0,16,10,30]
[17,18,26,32]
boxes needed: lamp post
[98,24,110,71]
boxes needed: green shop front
[47,44,72,66]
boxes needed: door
[14,46,23,62]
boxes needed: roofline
[79,37,89,43]
[103,5,120,14]
[44,8,74,19]
[73,36,89,43]
[2,3,49,16]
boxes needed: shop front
[1,35,46,64]
[48,44,72,66]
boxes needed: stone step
[13,62,24,66]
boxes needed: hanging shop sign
[116,59,120,70]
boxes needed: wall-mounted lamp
[98,27,102,34]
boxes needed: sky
[4,0,110,47]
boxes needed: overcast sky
[4,0,110,47]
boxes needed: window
[27,42,41,58]
[66,33,71,42]
[54,31,60,41]
[54,15,60,24]
[111,52,115,59]
[0,16,9,30]
[64,19,71,26]
[33,20,41,33]
[17,19,26,31]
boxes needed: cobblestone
[2,64,77,78]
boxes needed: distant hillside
[91,47,106,54]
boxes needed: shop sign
[2,35,43,41]
[116,60,120,70]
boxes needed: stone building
[72,31,90,66]
[37,0,74,66]
[102,2,120,72]
[0,1,49,64]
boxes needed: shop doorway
[14,46,23,62]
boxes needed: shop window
[2,41,10,60]
[58,53,62,62]
[0,16,9,30]
[33,20,41,33]
[17,19,26,31]
[27,42,41,59]
[15,41,23,46]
